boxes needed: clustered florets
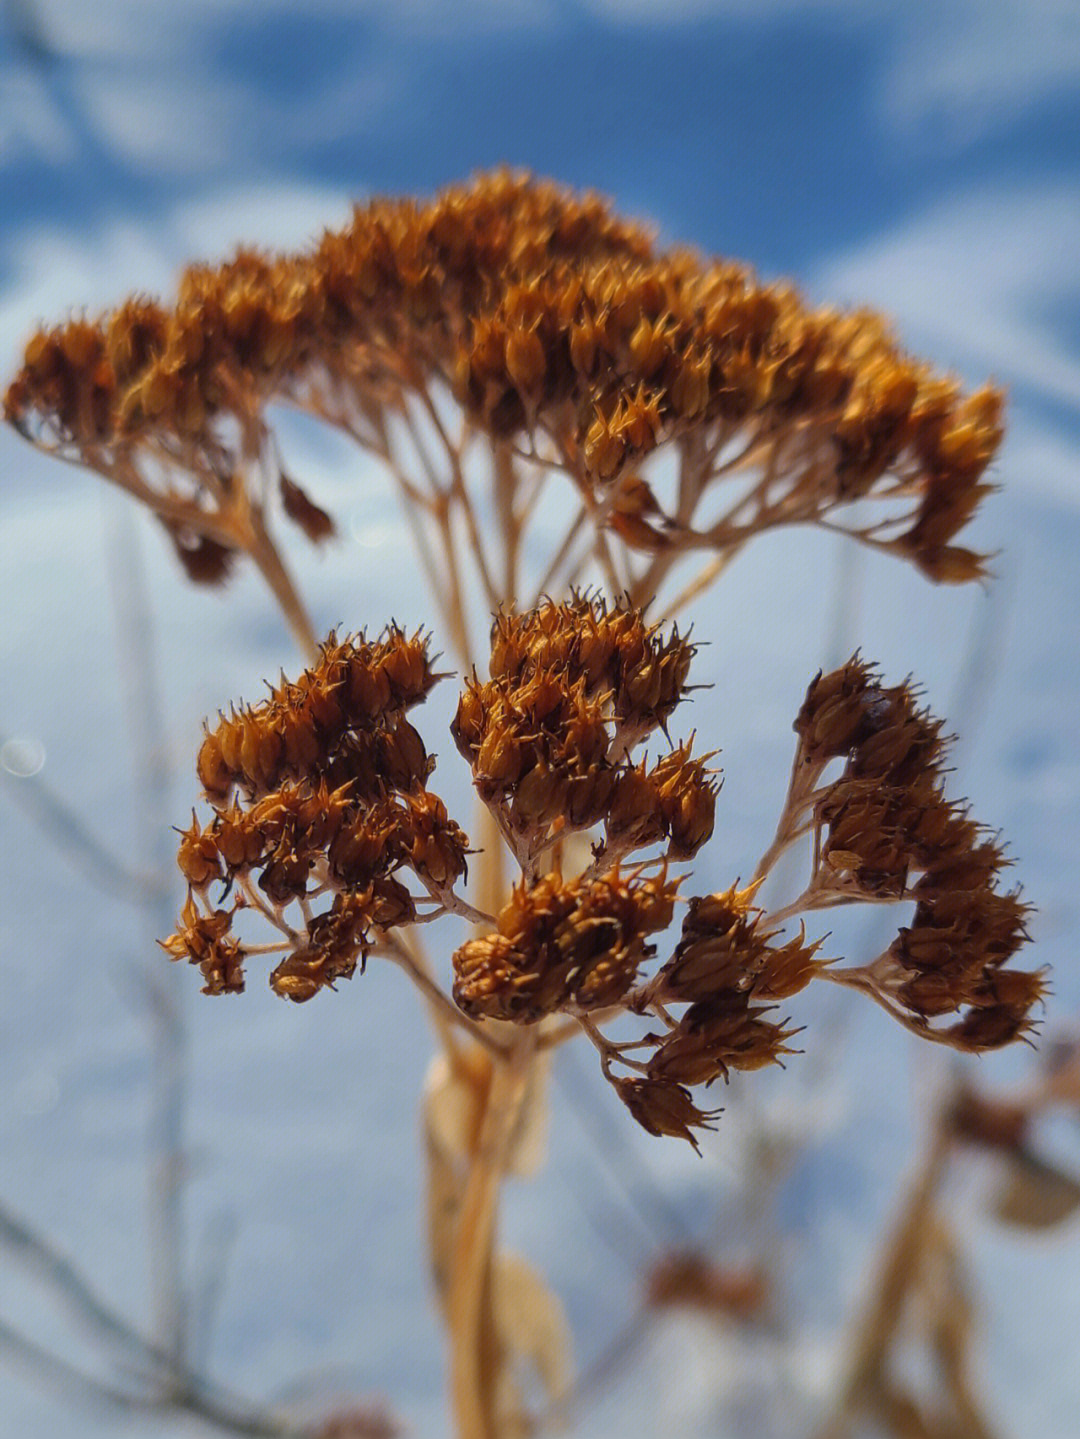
[163,597,1042,1145]
[786,656,1041,1048]
[450,594,716,866]
[452,868,679,1023]
[6,170,1000,587]
[163,627,468,1001]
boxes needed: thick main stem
[447,1031,538,1439]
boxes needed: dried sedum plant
[5,171,1044,1438]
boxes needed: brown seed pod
[612,1076,719,1152]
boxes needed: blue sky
[2,3,1079,1436]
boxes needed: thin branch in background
[0,1200,164,1381]
[105,496,191,1377]
[535,1309,654,1435]
[188,1210,241,1379]
[0,1200,301,1437]
[0,1318,161,1418]
[555,1045,696,1251]
[0,731,167,905]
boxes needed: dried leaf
[422,1047,550,1178]
[424,1049,492,1165]
[422,1070,467,1311]
[492,1252,572,1412]
[870,1385,938,1439]
[505,1049,550,1178]
[870,1384,948,1439]
[280,472,335,542]
[991,1150,1080,1231]
[1040,1037,1080,1111]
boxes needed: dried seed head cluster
[790,656,1042,1047]
[439,605,1039,1147]
[453,868,679,1022]
[6,171,1046,1439]
[162,596,1040,1149]
[451,593,715,863]
[605,886,818,1148]
[442,599,799,1146]
[7,171,1001,590]
[164,627,469,1000]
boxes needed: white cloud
[20,0,1079,162]
[0,68,77,167]
[171,181,354,258]
[586,0,1080,144]
[882,0,1080,144]
[814,182,1080,409]
[32,0,553,61]
[0,179,351,320]
[17,0,555,180]
[74,71,254,178]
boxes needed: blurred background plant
[2,2,1079,1437]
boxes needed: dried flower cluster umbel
[778,656,1040,1048]
[6,169,1000,610]
[164,627,468,1001]
[166,596,1043,1149]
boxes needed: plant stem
[244,507,318,660]
[447,1030,538,1439]
[812,1122,953,1439]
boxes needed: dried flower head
[452,593,704,867]
[452,868,680,1022]
[162,593,1040,1158]
[612,1077,720,1153]
[7,171,1004,640]
[3,170,1047,1439]
[758,658,1045,1048]
[165,626,465,999]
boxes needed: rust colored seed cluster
[452,870,679,1023]
[640,889,811,1084]
[7,171,1001,585]
[452,594,714,854]
[165,628,468,1000]
[608,886,818,1147]
[196,626,438,799]
[158,596,1041,1149]
[453,668,615,836]
[606,743,718,861]
[796,658,1041,1046]
[486,594,695,733]
[611,1077,720,1151]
